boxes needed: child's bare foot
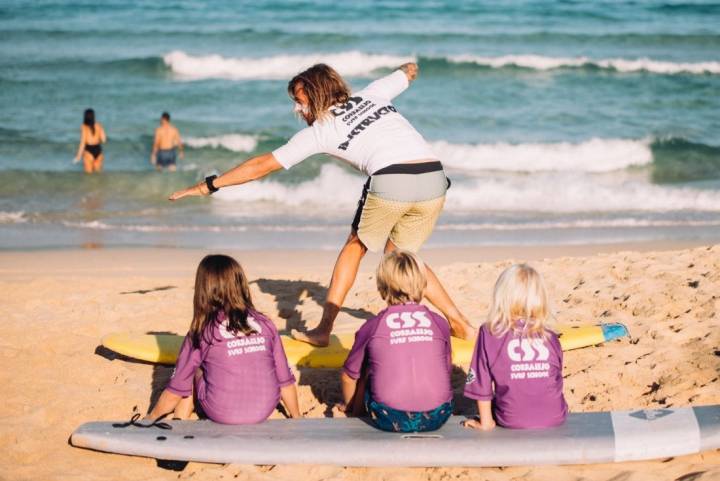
[290,328,331,347]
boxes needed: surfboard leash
[112,412,173,430]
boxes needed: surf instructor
[169,62,475,345]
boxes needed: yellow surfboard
[102,323,627,367]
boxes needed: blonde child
[464,264,567,430]
[146,254,300,423]
[341,250,454,432]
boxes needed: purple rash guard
[343,303,453,412]
[166,309,295,424]
[464,324,568,429]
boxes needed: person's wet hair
[161,112,170,121]
[83,108,96,134]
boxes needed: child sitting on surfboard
[463,264,568,430]
[341,250,453,432]
[146,254,300,424]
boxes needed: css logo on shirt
[385,311,432,329]
[330,96,364,117]
[507,338,550,362]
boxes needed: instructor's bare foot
[290,328,331,347]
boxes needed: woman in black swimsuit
[74,108,107,174]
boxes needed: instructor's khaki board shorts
[351,161,449,253]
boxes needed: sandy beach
[4,1,720,479]
[2,242,719,481]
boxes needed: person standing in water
[169,62,475,346]
[74,108,106,174]
[151,112,184,172]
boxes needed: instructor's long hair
[189,254,256,348]
[287,63,350,125]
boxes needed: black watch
[205,175,219,194]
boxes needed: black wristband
[205,175,219,194]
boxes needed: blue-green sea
[2,0,720,249]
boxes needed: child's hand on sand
[462,417,496,431]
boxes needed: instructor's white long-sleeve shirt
[272,70,437,176]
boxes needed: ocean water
[1,0,720,249]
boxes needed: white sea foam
[60,220,248,233]
[431,138,653,173]
[212,163,720,213]
[0,211,28,224]
[446,175,720,212]
[59,218,720,234]
[215,164,362,206]
[436,218,720,231]
[164,50,415,80]
[448,54,720,75]
[185,134,259,152]
[188,135,653,172]
[59,220,344,233]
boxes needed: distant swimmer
[151,112,183,172]
[74,108,106,174]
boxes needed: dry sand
[1,243,719,480]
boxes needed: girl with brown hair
[169,62,475,347]
[146,254,300,424]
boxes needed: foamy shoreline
[2,242,719,480]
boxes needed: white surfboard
[70,405,720,467]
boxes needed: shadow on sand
[252,278,374,333]
[93,330,178,417]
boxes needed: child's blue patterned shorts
[364,391,453,433]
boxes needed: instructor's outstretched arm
[168,152,282,200]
